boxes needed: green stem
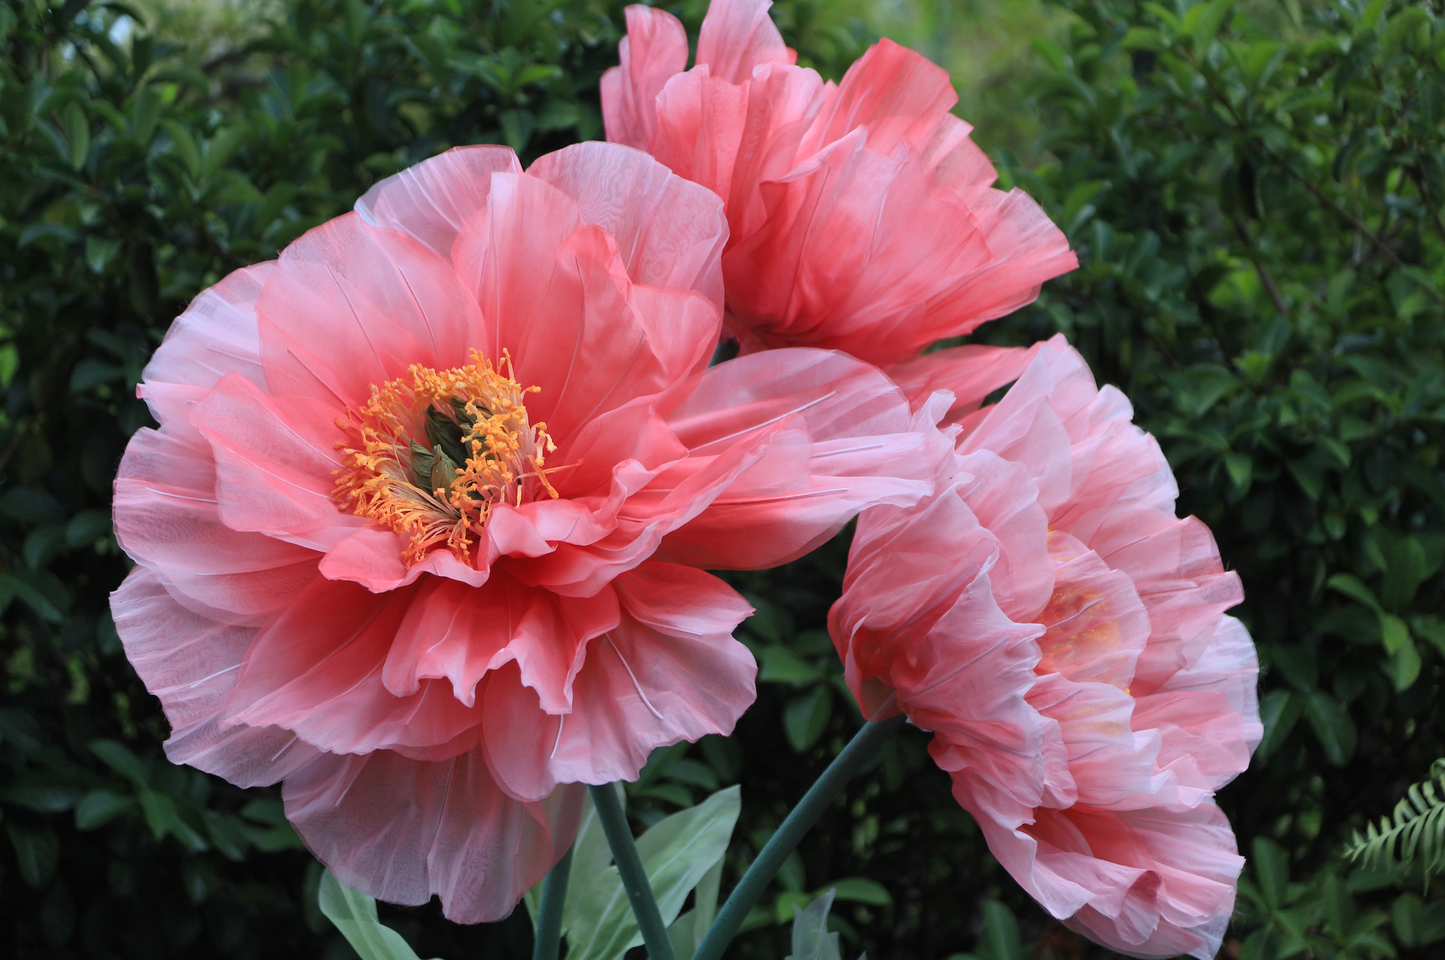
[531,843,573,960]
[691,715,904,960]
[589,784,677,960]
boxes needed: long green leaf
[565,786,740,960]
[318,870,440,960]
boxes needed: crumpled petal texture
[602,0,1077,365]
[831,336,1260,959]
[112,142,939,923]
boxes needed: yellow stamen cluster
[333,350,559,565]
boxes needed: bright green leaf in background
[318,870,441,960]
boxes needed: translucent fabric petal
[112,140,936,924]
[604,0,1076,363]
[283,748,585,924]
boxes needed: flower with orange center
[111,142,942,923]
[333,351,561,565]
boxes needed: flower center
[333,350,560,565]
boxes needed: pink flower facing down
[830,337,1262,959]
[110,142,937,922]
[601,0,1078,367]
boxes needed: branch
[1232,216,1290,316]
[1287,167,1445,307]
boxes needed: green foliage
[318,871,441,960]
[1346,759,1445,881]
[971,0,1445,954]
[4,0,1445,957]
[541,785,740,960]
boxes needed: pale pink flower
[111,142,936,922]
[830,337,1260,959]
[602,0,1078,366]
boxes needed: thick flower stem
[692,715,905,960]
[589,784,677,960]
[531,843,573,960]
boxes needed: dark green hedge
[0,0,1442,958]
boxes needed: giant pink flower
[601,0,1077,366]
[110,142,937,922]
[830,337,1261,959]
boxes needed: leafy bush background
[1,0,1442,958]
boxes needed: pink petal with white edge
[457,175,718,437]
[528,141,728,309]
[601,6,689,150]
[139,262,271,445]
[886,342,1043,421]
[257,211,486,407]
[481,563,755,800]
[955,450,1053,622]
[111,568,321,788]
[283,747,585,924]
[1132,615,1261,793]
[189,373,363,553]
[113,427,317,623]
[355,145,521,260]
[656,348,935,568]
[695,0,794,84]
[219,575,489,758]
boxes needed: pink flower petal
[257,212,486,407]
[527,141,728,310]
[356,145,521,260]
[111,568,321,787]
[139,262,271,445]
[601,6,690,150]
[481,563,754,799]
[283,747,584,923]
[656,348,935,568]
[114,427,317,622]
[189,373,361,552]
[221,576,488,758]
[695,0,793,83]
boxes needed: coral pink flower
[601,0,1077,366]
[830,337,1260,959]
[111,142,936,922]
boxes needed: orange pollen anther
[332,350,560,566]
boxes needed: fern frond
[1344,758,1445,882]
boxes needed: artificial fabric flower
[830,337,1261,959]
[111,141,937,922]
[601,0,1077,366]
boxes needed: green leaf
[1189,0,1235,53]
[318,870,438,960]
[668,856,723,960]
[90,738,149,788]
[1252,836,1290,911]
[0,571,63,621]
[1304,690,1357,766]
[978,900,1023,960]
[785,889,842,960]
[565,785,741,960]
[823,877,892,907]
[75,788,135,829]
[758,646,825,686]
[1256,688,1303,760]
[5,822,58,888]
[201,124,248,181]
[161,119,200,179]
[784,687,833,752]
[1380,613,1420,690]
[64,101,89,170]
[1326,573,1382,613]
